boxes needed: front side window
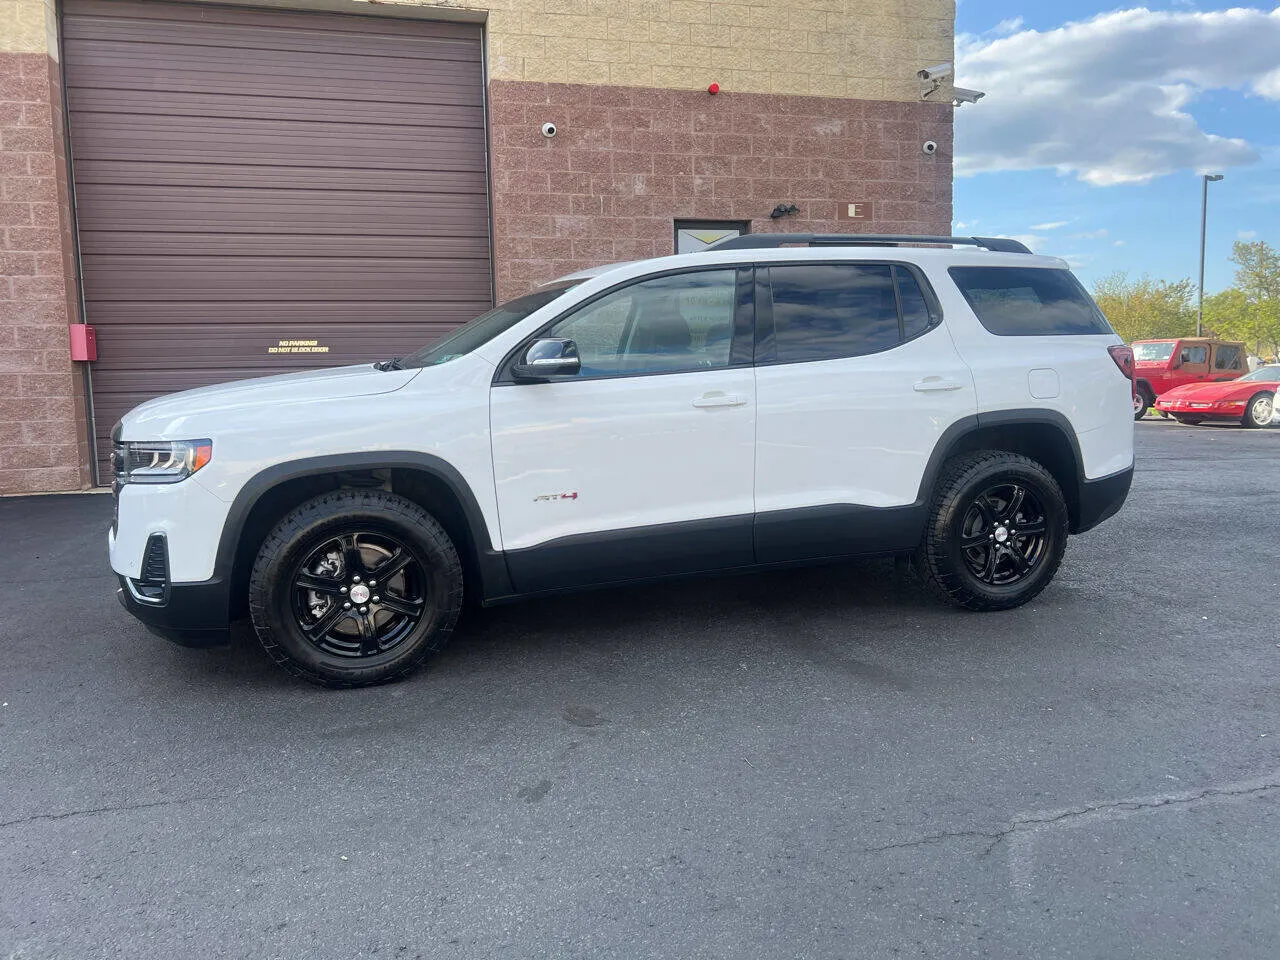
[768,263,901,363]
[949,266,1113,337]
[1213,344,1242,370]
[1182,345,1208,365]
[541,269,738,377]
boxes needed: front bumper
[1073,465,1133,534]
[116,576,232,647]
[1155,399,1240,417]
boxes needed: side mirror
[512,338,581,381]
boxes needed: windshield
[1133,341,1176,362]
[1240,366,1280,382]
[399,284,576,369]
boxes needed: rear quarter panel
[922,258,1135,480]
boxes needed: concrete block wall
[488,80,953,299]
[1,0,92,494]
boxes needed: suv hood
[122,364,421,434]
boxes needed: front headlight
[113,439,212,484]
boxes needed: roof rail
[706,233,1034,254]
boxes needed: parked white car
[109,234,1136,687]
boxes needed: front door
[489,267,756,593]
[1174,343,1210,387]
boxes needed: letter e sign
[838,202,873,221]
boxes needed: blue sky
[952,1,1280,292]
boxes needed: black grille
[141,535,167,582]
[130,534,169,603]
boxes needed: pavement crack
[0,795,224,831]
[857,773,1280,857]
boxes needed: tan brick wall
[156,0,955,102]
[480,0,954,102]
[0,0,58,56]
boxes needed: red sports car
[1154,367,1278,427]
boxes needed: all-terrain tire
[914,451,1069,612]
[248,489,463,688]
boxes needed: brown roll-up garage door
[61,0,492,477]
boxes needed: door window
[1212,343,1242,371]
[767,263,901,363]
[541,269,739,377]
[1181,345,1208,365]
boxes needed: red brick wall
[487,79,953,301]
[0,52,90,494]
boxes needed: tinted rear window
[948,267,1113,336]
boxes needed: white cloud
[991,17,1024,36]
[1030,220,1070,230]
[1114,240,1126,246]
[1072,229,1109,240]
[1238,229,1258,240]
[955,7,1280,186]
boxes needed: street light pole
[1198,173,1223,337]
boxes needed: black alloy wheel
[249,489,463,688]
[291,531,427,658]
[957,482,1048,586]
[915,450,1069,612]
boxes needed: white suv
[109,235,1136,687]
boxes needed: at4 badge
[533,492,579,502]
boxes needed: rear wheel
[915,451,1069,612]
[248,490,464,688]
[1242,392,1274,428]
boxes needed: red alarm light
[708,82,720,95]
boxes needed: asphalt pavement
[2,419,1279,959]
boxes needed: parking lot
[2,419,1278,959]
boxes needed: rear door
[752,261,977,563]
[1210,342,1245,381]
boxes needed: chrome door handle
[913,377,963,393]
[692,393,747,409]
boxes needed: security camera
[916,63,953,81]
[922,140,939,155]
[541,122,557,138]
[952,87,986,105]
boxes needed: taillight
[1108,345,1135,380]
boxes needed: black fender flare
[212,451,513,602]
[913,410,1091,528]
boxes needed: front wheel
[1133,390,1150,421]
[915,452,1069,612]
[1172,415,1204,425]
[248,490,464,688]
[1242,392,1274,429]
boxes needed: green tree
[1225,240,1280,359]
[1092,272,1197,343]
